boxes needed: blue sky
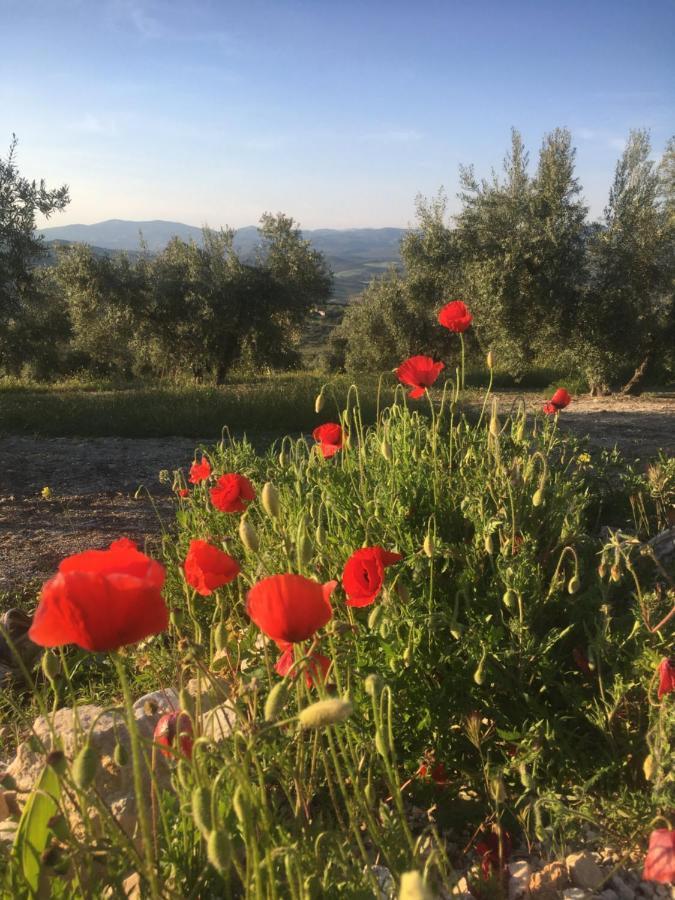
[2,0,674,229]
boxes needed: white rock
[132,688,179,715]
[562,889,593,900]
[508,860,532,900]
[369,864,395,899]
[201,702,237,741]
[566,852,604,891]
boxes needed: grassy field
[0,368,584,438]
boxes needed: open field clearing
[1,389,673,593]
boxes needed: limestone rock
[132,688,179,716]
[508,860,532,900]
[530,861,569,899]
[566,851,604,891]
[201,702,236,742]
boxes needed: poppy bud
[207,829,230,875]
[610,565,621,583]
[490,774,507,803]
[502,589,517,610]
[487,350,495,370]
[46,750,67,777]
[315,521,326,545]
[170,609,185,630]
[192,786,212,836]
[375,730,388,758]
[72,743,98,790]
[41,650,61,681]
[379,620,391,639]
[232,786,248,827]
[423,533,434,558]
[364,674,383,698]
[314,391,325,414]
[473,651,487,686]
[514,420,525,442]
[598,562,607,579]
[214,621,228,653]
[368,606,385,630]
[568,575,580,595]
[113,741,128,767]
[399,870,433,900]
[484,533,494,555]
[519,763,534,790]
[380,440,393,461]
[261,482,281,518]
[532,488,544,507]
[239,516,259,553]
[403,647,412,665]
[365,781,376,807]
[489,413,500,438]
[296,523,313,568]
[264,681,290,722]
[643,754,655,782]
[298,698,353,730]
[278,449,289,467]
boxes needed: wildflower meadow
[0,302,673,899]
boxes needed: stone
[597,890,619,900]
[6,703,171,838]
[508,860,532,900]
[201,702,236,742]
[636,883,655,898]
[566,851,605,891]
[530,861,569,899]
[609,874,635,900]
[132,688,179,716]
[122,872,141,899]
[0,789,19,821]
[369,864,395,899]
[185,675,229,714]
[562,889,593,900]
[0,819,17,845]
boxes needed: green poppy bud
[502,589,517,610]
[490,774,507,803]
[568,575,580,595]
[113,742,128,767]
[489,414,500,438]
[315,521,326,545]
[375,730,388,758]
[473,650,487,686]
[643,754,655,782]
[298,699,353,730]
[232,786,248,827]
[41,650,61,681]
[368,605,385,631]
[519,763,534,790]
[423,533,434,558]
[484,533,494,555]
[314,391,325,414]
[192,786,212,837]
[487,350,495,370]
[264,681,290,722]
[532,488,544,507]
[380,440,393,461]
[261,482,280,518]
[214,621,228,653]
[72,743,98,790]
[239,516,259,552]
[365,781,376,807]
[207,830,230,875]
[296,527,313,568]
[364,673,383,698]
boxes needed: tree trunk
[620,354,650,395]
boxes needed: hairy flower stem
[112,653,159,899]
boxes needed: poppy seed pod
[192,786,212,836]
[207,829,230,875]
[264,681,290,722]
[298,698,353,729]
[72,743,98,790]
[261,482,281,518]
[399,870,433,900]
[239,516,259,553]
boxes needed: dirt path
[1,393,673,594]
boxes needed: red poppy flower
[209,473,256,513]
[658,658,675,700]
[275,647,331,687]
[176,487,189,498]
[313,423,344,458]
[246,574,336,644]
[417,760,448,785]
[342,546,403,608]
[543,388,571,415]
[396,355,445,399]
[189,457,211,484]
[28,539,167,652]
[154,711,193,760]
[474,829,512,879]
[437,300,473,333]
[573,647,592,676]
[184,539,240,596]
[643,829,675,884]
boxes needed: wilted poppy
[543,388,571,415]
[313,423,344,458]
[396,355,445,399]
[657,658,675,700]
[276,646,331,687]
[29,539,167,652]
[438,300,473,333]
[643,829,675,883]
[342,546,403,607]
[189,457,211,484]
[210,473,256,513]
[176,487,189,498]
[246,574,336,644]
[184,539,240,596]
[154,711,193,760]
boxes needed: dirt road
[1,392,673,593]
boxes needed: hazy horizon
[4,0,674,231]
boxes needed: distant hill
[37,219,405,304]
